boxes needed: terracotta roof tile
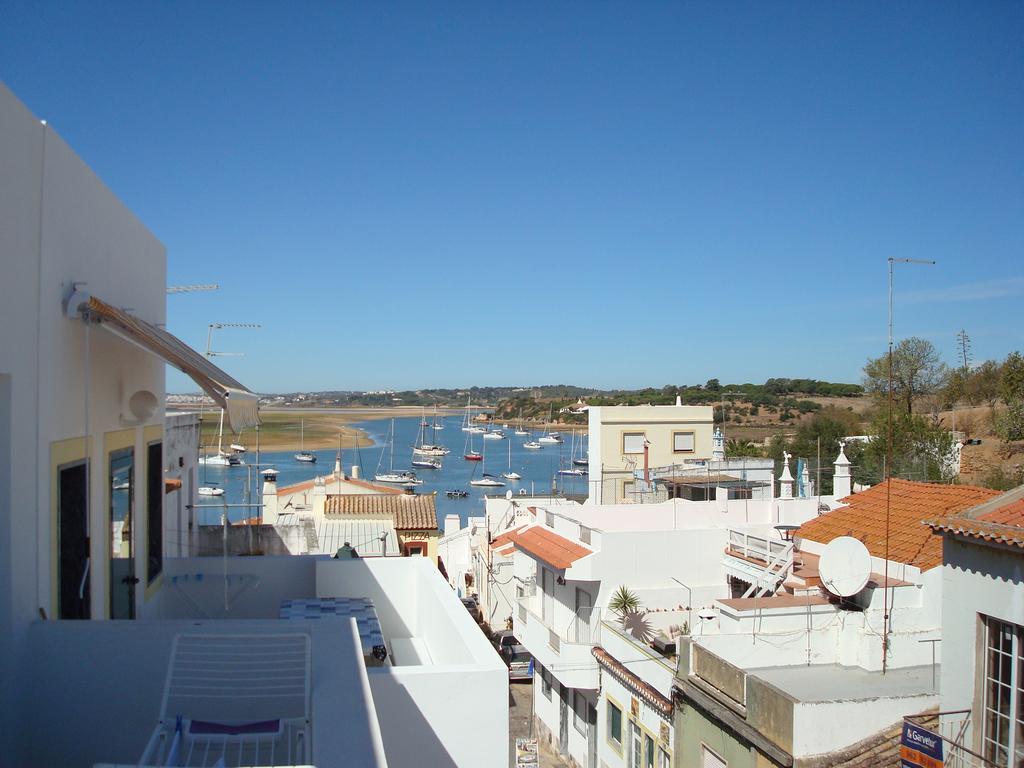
[592,647,672,719]
[926,490,1024,550]
[276,474,402,496]
[796,479,999,570]
[324,493,438,531]
[514,526,593,569]
[490,528,523,550]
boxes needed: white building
[510,491,832,768]
[670,477,1000,767]
[1,82,506,768]
[587,403,715,504]
[923,486,1024,766]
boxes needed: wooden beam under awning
[164,477,183,494]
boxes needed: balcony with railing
[902,711,1000,768]
[516,593,601,689]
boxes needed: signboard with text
[900,721,944,768]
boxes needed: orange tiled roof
[490,528,522,551]
[324,493,438,531]
[926,490,1024,550]
[276,474,402,496]
[592,647,672,719]
[514,526,593,569]
[797,479,999,570]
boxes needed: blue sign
[900,721,943,768]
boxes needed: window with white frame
[622,432,646,454]
[658,746,671,768]
[673,431,695,453]
[644,733,655,768]
[981,616,1023,766]
[573,690,588,734]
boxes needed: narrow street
[509,680,565,768]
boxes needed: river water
[195,414,589,525]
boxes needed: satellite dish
[819,536,872,597]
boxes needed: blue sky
[3,2,1022,393]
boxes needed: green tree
[967,359,1002,408]
[704,378,721,392]
[1000,351,1024,404]
[863,337,949,414]
[857,408,955,483]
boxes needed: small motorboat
[538,433,562,444]
[412,457,442,469]
[446,489,469,498]
[558,468,586,477]
[198,485,225,497]
[502,472,522,480]
[573,457,589,467]
[523,441,542,450]
[483,430,506,440]
[295,452,316,463]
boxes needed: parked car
[502,644,533,681]
[460,597,482,622]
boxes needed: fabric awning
[80,295,260,431]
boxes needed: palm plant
[608,585,641,618]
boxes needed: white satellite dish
[818,536,872,597]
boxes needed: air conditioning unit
[651,635,676,656]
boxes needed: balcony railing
[516,596,602,653]
[902,711,999,768]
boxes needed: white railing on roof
[517,598,601,651]
[726,529,795,598]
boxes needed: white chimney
[833,441,852,499]
[779,452,795,500]
[261,468,279,525]
[800,462,810,499]
[444,514,462,538]
[350,465,361,479]
[334,453,342,476]
[712,427,725,462]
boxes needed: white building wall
[938,537,1024,751]
[1,83,165,747]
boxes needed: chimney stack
[833,441,852,499]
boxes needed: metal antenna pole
[884,257,935,673]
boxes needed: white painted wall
[792,693,938,758]
[938,537,1024,751]
[1,82,165,746]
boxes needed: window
[146,441,162,584]
[644,733,655,768]
[701,744,727,768]
[622,432,646,454]
[658,747,671,768]
[981,616,1023,766]
[622,481,636,500]
[673,431,695,453]
[631,723,643,768]
[540,665,552,700]
[608,701,622,745]
[573,690,588,734]
[108,447,135,620]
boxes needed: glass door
[57,461,90,619]
[109,447,136,619]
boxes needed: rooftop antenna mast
[884,257,935,673]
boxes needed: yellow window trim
[672,430,696,454]
[605,692,625,755]
[621,430,646,455]
[104,428,136,619]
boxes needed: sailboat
[573,431,589,466]
[199,410,242,466]
[469,438,505,487]
[411,421,442,469]
[431,406,445,430]
[537,404,562,443]
[461,397,474,432]
[413,416,449,456]
[375,419,422,484]
[464,429,482,461]
[295,420,316,463]
[558,432,586,476]
[514,410,529,436]
[502,439,521,481]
